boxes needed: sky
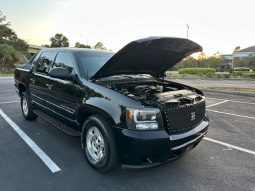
[1,0,255,56]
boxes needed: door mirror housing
[49,67,74,80]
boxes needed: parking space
[0,77,255,191]
[208,101,255,118]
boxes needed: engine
[107,82,204,108]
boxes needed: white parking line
[204,137,255,155]
[206,100,229,108]
[0,101,19,105]
[0,109,61,173]
[207,97,255,105]
[206,109,255,120]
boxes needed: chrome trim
[169,120,208,141]
[170,132,206,151]
[30,93,75,114]
[32,101,75,122]
[16,68,30,72]
[34,72,51,78]
[30,93,44,101]
[60,104,75,113]
[46,100,75,114]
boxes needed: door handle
[46,84,53,90]
[30,78,35,83]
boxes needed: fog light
[136,123,159,130]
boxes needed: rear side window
[53,52,74,74]
[35,51,54,75]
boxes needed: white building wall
[233,52,255,58]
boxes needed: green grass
[166,70,255,79]
[0,72,14,77]
[178,68,216,74]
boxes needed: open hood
[92,37,202,79]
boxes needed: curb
[0,76,14,79]
[201,88,255,97]
[167,77,255,81]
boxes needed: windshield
[74,51,114,79]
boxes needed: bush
[231,71,243,77]
[234,67,250,72]
[0,44,21,72]
[215,73,230,78]
[178,68,216,74]
[241,72,255,78]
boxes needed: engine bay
[103,80,204,108]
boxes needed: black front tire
[21,91,37,121]
[81,115,118,172]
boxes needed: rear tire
[21,91,37,121]
[81,115,118,172]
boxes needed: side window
[53,52,74,73]
[35,51,54,75]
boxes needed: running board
[33,109,81,137]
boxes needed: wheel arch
[17,81,28,96]
[76,105,118,128]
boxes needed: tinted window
[35,51,54,75]
[54,52,74,73]
[75,51,113,78]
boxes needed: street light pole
[187,25,189,39]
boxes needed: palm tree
[50,33,69,47]
[94,42,106,50]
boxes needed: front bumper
[114,117,209,168]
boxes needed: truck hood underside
[92,36,202,79]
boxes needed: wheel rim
[86,126,105,164]
[22,97,29,116]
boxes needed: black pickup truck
[14,37,209,172]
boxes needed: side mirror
[49,67,74,80]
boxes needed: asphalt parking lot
[0,77,254,191]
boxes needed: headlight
[126,108,162,130]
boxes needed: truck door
[29,51,55,109]
[46,51,77,120]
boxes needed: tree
[233,46,240,53]
[235,56,255,69]
[197,52,207,67]
[0,11,27,72]
[94,42,106,50]
[173,53,226,71]
[8,36,28,54]
[246,57,255,69]
[173,56,198,70]
[50,33,69,47]
[0,11,11,42]
[0,11,9,25]
[41,44,50,48]
[198,52,207,61]
[0,11,28,54]
[75,42,91,49]
[0,44,21,72]
[207,56,224,71]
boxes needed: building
[221,54,233,69]
[233,45,255,64]
[28,44,45,55]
